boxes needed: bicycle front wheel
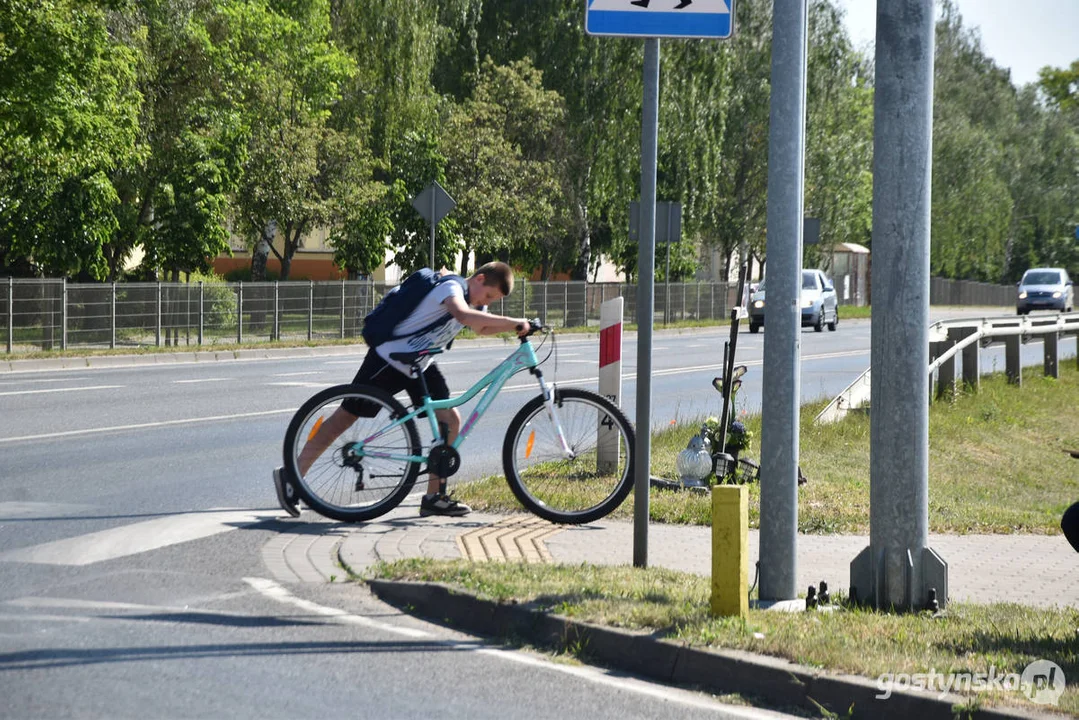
[503,387,635,524]
[283,384,421,522]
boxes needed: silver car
[1017,268,1074,314]
[748,269,839,333]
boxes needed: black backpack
[361,269,467,347]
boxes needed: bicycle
[281,320,636,524]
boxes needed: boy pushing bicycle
[273,261,532,518]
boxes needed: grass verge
[369,558,1079,715]
[456,361,1079,534]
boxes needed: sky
[834,0,1079,87]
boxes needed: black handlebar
[517,318,547,342]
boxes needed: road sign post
[411,182,456,269]
[586,0,733,569]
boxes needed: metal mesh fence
[0,275,1016,355]
[2,278,736,353]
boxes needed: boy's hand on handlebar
[515,318,546,337]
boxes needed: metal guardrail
[816,312,1079,424]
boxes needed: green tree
[324,133,387,279]
[328,0,445,160]
[1038,59,1079,111]
[1004,85,1079,280]
[383,129,461,274]
[803,0,873,271]
[111,0,246,282]
[0,0,142,278]
[653,37,732,281]
[472,0,643,280]
[442,58,570,277]
[930,0,1017,282]
[702,0,771,280]
[216,0,357,281]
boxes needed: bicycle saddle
[388,347,444,364]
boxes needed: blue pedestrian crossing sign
[586,0,733,39]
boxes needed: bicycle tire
[283,383,421,522]
[502,387,635,524]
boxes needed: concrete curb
[366,579,1057,720]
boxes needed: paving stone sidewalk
[271,497,1079,608]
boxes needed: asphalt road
[0,307,1073,719]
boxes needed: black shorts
[342,350,449,417]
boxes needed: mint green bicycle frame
[352,338,568,464]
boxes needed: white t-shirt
[375,280,470,376]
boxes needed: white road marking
[0,613,91,624]
[7,594,260,614]
[0,509,278,566]
[7,597,165,612]
[272,372,323,377]
[0,377,90,386]
[245,577,783,717]
[0,408,295,445]
[266,381,328,388]
[0,384,123,397]
[0,502,96,519]
[173,378,227,384]
[495,349,868,391]
[0,349,869,444]
[243,577,429,638]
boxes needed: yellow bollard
[710,485,748,618]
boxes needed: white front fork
[537,377,575,458]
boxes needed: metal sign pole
[634,37,660,568]
[759,0,808,603]
[430,192,436,269]
[664,204,670,326]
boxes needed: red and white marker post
[597,297,624,473]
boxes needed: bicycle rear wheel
[283,384,421,522]
[503,387,635,524]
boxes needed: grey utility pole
[758,0,808,603]
[634,37,660,568]
[850,0,948,611]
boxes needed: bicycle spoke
[285,387,421,521]
[507,390,633,522]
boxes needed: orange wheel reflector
[307,416,324,442]
[525,430,536,459]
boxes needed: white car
[748,270,839,334]
[1017,268,1074,314]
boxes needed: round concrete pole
[869,0,935,609]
